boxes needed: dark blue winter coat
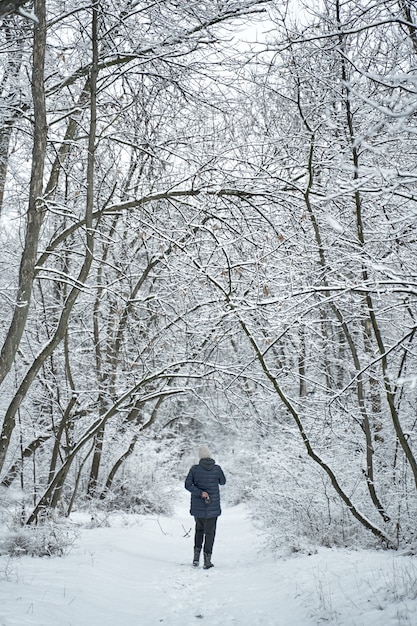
[185,458,226,518]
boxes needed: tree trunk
[100,434,139,500]
[0,0,47,471]
[0,0,99,477]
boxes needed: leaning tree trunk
[0,0,47,473]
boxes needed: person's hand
[201,491,209,499]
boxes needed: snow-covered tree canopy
[0,0,416,549]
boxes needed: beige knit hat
[199,445,211,459]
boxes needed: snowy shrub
[78,437,179,517]
[0,486,25,528]
[97,479,175,516]
[0,521,78,557]
[384,559,417,604]
[226,435,376,553]
[0,486,78,557]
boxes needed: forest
[0,0,416,554]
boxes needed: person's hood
[199,457,215,470]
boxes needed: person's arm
[185,468,206,497]
[218,467,226,486]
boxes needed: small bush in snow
[0,485,78,557]
[0,521,78,557]
[385,559,417,603]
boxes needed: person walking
[185,446,226,569]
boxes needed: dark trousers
[194,516,217,554]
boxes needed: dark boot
[193,548,201,567]
[203,552,214,569]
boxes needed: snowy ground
[1,493,417,626]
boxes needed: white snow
[1,491,416,626]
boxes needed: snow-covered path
[0,501,314,626]
[1,496,416,625]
